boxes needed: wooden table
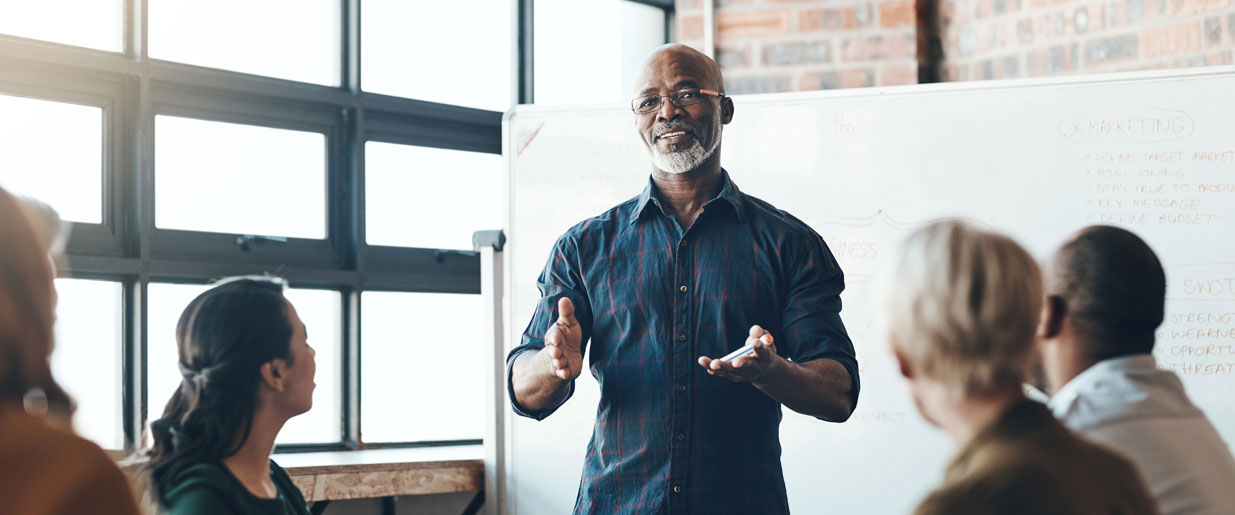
[275,446,485,515]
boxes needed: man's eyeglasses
[631,88,724,115]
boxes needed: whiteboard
[502,66,1235,515]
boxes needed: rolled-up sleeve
[506,234,593,420]
[779,231,860,410]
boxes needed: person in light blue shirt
[1037,225,1235,515]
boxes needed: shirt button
[673,485,682,494]
[679,285,688,293]
[677,384,687,392]
[679,238,687,246]
[676,433,685,441]
[679,334,687,341]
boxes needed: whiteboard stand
[474,230,509,515]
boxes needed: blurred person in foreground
[0,186,141,515]
[882,220,1158,515]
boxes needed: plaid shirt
[507,171,860,515]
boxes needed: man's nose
[657,96,684,122]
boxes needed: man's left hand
[697,325,782,385]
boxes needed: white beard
[650,136,718,175]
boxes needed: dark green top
[160,460,310,515]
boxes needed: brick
[716,46,751,69]
[1140,22,1203,59]
[1047,43,1079,73]
[841,34,916,62]
[881,62,917,85]
[1003,54,1021,78]
[1204,16,1223,43]
[715,0,750,5]
[1127,0,1145,23]
[762,40,833,66]
[1085,33,1139,64]
[1018,18,1034,44]
[717,10,791,39]
[880,0,916,28]
[800,68,875,90]
[1162,0,1232,16]
[945,63,970,81]
[851,3,875,28]
[1207,50,1234,65]
[799,8,846,32]
[1028,48,1048,76]
[725,74,792,95]
[958,29,978,56]
[678,15,705,41]
[1074,7,1090,34]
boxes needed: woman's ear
[892,345,913,380]
[260,359,289,393]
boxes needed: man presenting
[507,44,859,514]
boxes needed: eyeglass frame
[630,88,725,115]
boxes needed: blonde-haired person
[0,187,141,515]
[883,220,1158,515]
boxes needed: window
[148,0,337,85]
[534,0,668,105]
[0,94,103,224]
[1,0,501,453]
[363,0,511,111]
[0,0,123,52]
[360,291,485,443]
[146,283,342,445]
[51,278,124,450]
[154,116,327,239]
[365,143,502,250]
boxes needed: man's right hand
[544,297,584,381]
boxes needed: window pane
[363,0,511,111]
[535,0,665,105]
[365,143,501,250]
[146,283,342,445]
[360,292,484,443]
[51,278,123,450]
[148,0,336,85]
[0,0,123,52]
[0,94,102,224]
[155,116,326,239]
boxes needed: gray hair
[881,220,1043,396]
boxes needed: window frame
[0,0,494,454]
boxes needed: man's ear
[1040,295,1067,340]
[720,96,734,125]
[260,359,289,393]
[892,345,913,380]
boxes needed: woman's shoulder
[160,463,245,513]
[0,409,141,514]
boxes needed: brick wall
[674,0,920,94]
[933,0,1235,81]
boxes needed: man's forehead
[635,48,720,93]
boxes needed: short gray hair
[881,220,1042,396]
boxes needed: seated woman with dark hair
[143,277,315,515]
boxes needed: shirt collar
[1047,354,1157,417]
[629,169,746,225]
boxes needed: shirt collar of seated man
[632,43,735,232]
